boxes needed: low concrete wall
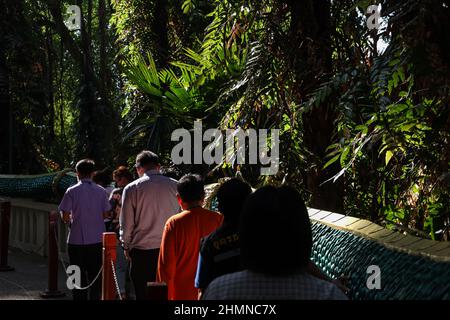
[8,198,68,261]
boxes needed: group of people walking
[58,150,348,300]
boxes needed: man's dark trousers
[129,248,160,300]
[68,243,103,300]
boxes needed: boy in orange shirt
[157,174,223,300]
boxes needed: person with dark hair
[93,169,115,233]
[202,185,347,300]
[109,166,134,299]
[92,169,113,194]
[109,166,134,234]
[113,166,134,188]
[58,159,111,300]
[120,151,180,300]
[156,174,223,300]
[195,178,252,296]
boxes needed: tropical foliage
[1,0,449,240]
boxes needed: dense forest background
[0,0,449,240]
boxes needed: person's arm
[119,185,135,252]
[307,260,330,281]
[61,211,71,224]
[195,239,214,300]
[102,189,113,219]
[196,253,205,300]
[156,220,177,298]
[59,189,72,224]
[110,193,121,223]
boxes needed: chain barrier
[53,225,103,291]
[110,260,123,300]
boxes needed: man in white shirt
[120,150,179,299]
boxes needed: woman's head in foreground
[239,185,312,275]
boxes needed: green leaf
[340,146,350,167]
[385,150,393,165]
[323,153,340,169]
[400,123,415,131]
[182,0,194,14]
[399,91,408,98]
[121,105,131,118]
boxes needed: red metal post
[0,199,14,272]
[40,211,65,298]
[102,232,117,300]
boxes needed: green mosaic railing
[310,222,450,300]
[0,170,77,202]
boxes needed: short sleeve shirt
[59,178,111,245]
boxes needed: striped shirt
[202,270,348,300]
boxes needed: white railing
[8,198,69,261]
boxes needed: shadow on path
[0,248,70,300]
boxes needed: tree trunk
[45,25,55,141]
[152,0,169,68]
[87,0,93,39]
[288,0,344,212]
[98,0,109,90]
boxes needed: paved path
[0,248,70,300]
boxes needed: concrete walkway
[0,247,70,300]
